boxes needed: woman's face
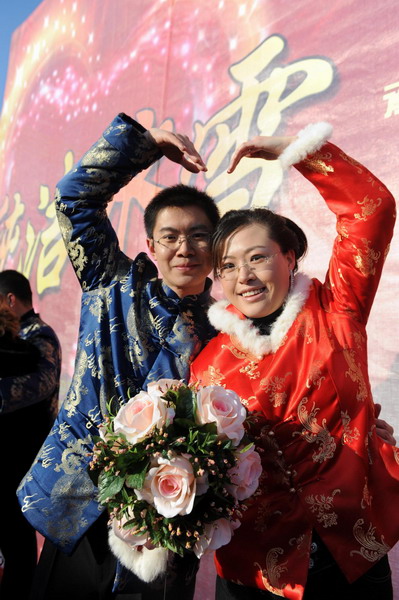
[218,223,295,319]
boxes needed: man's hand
[227,135,297,173]
[148,128,207,173]
[375,403,396,445]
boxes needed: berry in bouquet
[89,379,262,582]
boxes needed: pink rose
[193,518,240,558]
[112,509,148,546]
[135,454,196,518]
[195,386,247,445]
[113,390,175,444]
[226,445,262,501]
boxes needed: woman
[190,123,399,599]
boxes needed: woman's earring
[289,270,295,294]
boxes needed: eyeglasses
[216,252,280,280]
[155,232,212,250]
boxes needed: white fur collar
[208,273,312,356]
[279,122,333,170]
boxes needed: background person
[0,274,61,600]
[190,123,399,599]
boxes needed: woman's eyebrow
[222,245,270,260]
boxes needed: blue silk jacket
[17,113,215,552]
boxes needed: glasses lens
[189,232,211,247]
[158,232,210,249]
[218,255,276,279]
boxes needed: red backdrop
[1,1,398,596]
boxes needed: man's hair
[144,184,220,238]
[0,270,33,305]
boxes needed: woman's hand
[375,403,396,445]
[227,135,297,173]
[148,128,207,173]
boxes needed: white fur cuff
[108,528,169,582]
[279,122,333,170]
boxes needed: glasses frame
[216,251,281,280]
[155,232,212,251]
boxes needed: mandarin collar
[20,308,36,324]
[160,277,213,308]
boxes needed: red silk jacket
[190,132,399,599]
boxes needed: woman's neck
[249,304,285,336]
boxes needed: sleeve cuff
[279,122,333,170]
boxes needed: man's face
[147,205,213,298]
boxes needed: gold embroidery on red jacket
[295,310,314,344]
[305,489,340,527]
[222,342,249,360]
[239,396,252,408]
[350,519,390,562]
[240,360,261,380]
[341,410,360,445]
[303,151,334,175]
[339,152,364,174]
[337,220,349,240]
[296,397,336,462]
[343,348,368,401]
[289,531,312,553]
[354,195,382,221]
[361,477,373,509]
[352,330,366,350]
[260,373,292,407]
[306,361,325,390]
[254,547,288,596]
[353,238,381,277]
[204,365,225,386]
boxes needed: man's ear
[146,238,156,261]
[7,292,16,308]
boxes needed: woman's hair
[0,296,20,338]
[212,207,308,273]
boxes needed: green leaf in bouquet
[173,417,196,430]
[91,435,103,445]
[239,442,254,453]
[125,460,149,490]
[98,471,124,503]
[198,423,218,436]
[165,538,184,556]
[220,439,234,450]
[87,466,100,487]
[174,386,197,421]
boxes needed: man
[18,113,219,600]
[0,270,61,599]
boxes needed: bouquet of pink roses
[89,379,262,582]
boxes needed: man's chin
[166,273,208,297]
